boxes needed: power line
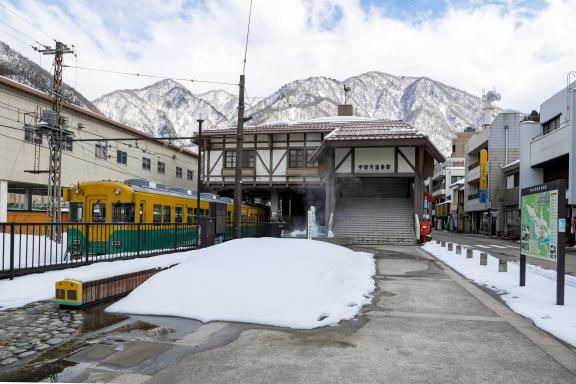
[62,65,239,87]
[0,26,35,48]
[0,18,46,47]
[0,2,53,42]
[242,0,254,76]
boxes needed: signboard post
[479,149,488,204]
[520,180,566,305]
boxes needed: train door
[139,202,146,223]
[87,197,108,252]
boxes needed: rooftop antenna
[566,71,576,126]
[343,85,351,104]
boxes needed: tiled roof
[201,118,414,136]
[323,120,425,141]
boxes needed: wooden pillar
[413,146,424,218]
[325,147,336,228]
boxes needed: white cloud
[1,0,575,112]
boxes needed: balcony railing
[468,162,479,171]
[468,193,480,200]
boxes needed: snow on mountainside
[246,72,485,155]
[0,42,99,113]
[93,71,487,156]
[94,79,226,137]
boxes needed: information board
[520,183,559,261]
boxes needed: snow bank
[107,238,375,329]
[422,242,576,347]
[0,252,190,310]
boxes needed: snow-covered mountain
[94,72,486,155]
[94,79,226,137]
[0,42,99,113]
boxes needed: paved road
[8,245,574,384]
[432,231,576,276]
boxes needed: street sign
[520,180,566,305]
[479,149,488,203]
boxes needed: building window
[543,115,561,135]
[451,175,463,184]
[242,150,255,168]
[176,167,183,178]
[157,161,165,174]
[306,149,317,167]
[187,170,193,180]
[24,126,42,144]
[289,149,306,168]
[225,150,236,168]
[95,142,107,159]
[116,150,127,165]
[142,157,151,171]
[63,137,73,152]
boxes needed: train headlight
[114,188,121,195]
[72,239,81,245]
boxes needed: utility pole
[35,41,75,241]
[233,74,245,239]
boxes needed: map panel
[520,189,558,261]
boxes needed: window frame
[153,204,162,223]
[187,169,193,180]
[176,166,183,179]
[142,157,151,171]
[157,161,165,174]
[163,205,171,223]
[111,203,135,223]
[224,150,236,168]
[116,150,127,165]
[95,141,108,160]
[288,148,306,168]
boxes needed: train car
[63,179,267,258]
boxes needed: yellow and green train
[63,179,268,258]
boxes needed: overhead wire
[0,2,53,42]
[242,0,253,76]
[62,65,239,87]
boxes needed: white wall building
[0,75,198,221]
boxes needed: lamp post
[195,109,207,249]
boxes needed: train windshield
[111,203,135,223]
[69,203,83,223]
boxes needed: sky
[0,0,575,112]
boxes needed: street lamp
[196,107,208,249]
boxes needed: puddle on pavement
[3,300,205,382]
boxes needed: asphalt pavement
[431,231,576,276]
[11,244,574,384]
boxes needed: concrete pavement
[11,244,572,383]
[431,231,576,276]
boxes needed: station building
[0,75,198,222]
[199,106,445,244]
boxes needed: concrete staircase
[333,197,416,245]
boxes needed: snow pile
[108,238,375,329]
[0,252,190,310]
[423,242,576,347]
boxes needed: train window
[227,211,232,223]
[153,205,162,223]
[163,206,171,223]
[70,203,83,223]
[139,203,145,223]
[91,203,106,223]
[112,203,135,223]
[175,207,183,223]
[187,208,194,224]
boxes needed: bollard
[447,243,453,251]
[498,259,507,272]
[480,253,487,266]
[441,241,446,247]
[456,245,461,255]
[466,248,473,259]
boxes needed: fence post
[9,223,15,280]
[136,223,141,257]
[84,224,90,263]
[173,223,177,252]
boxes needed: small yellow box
[55,280,83,306]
